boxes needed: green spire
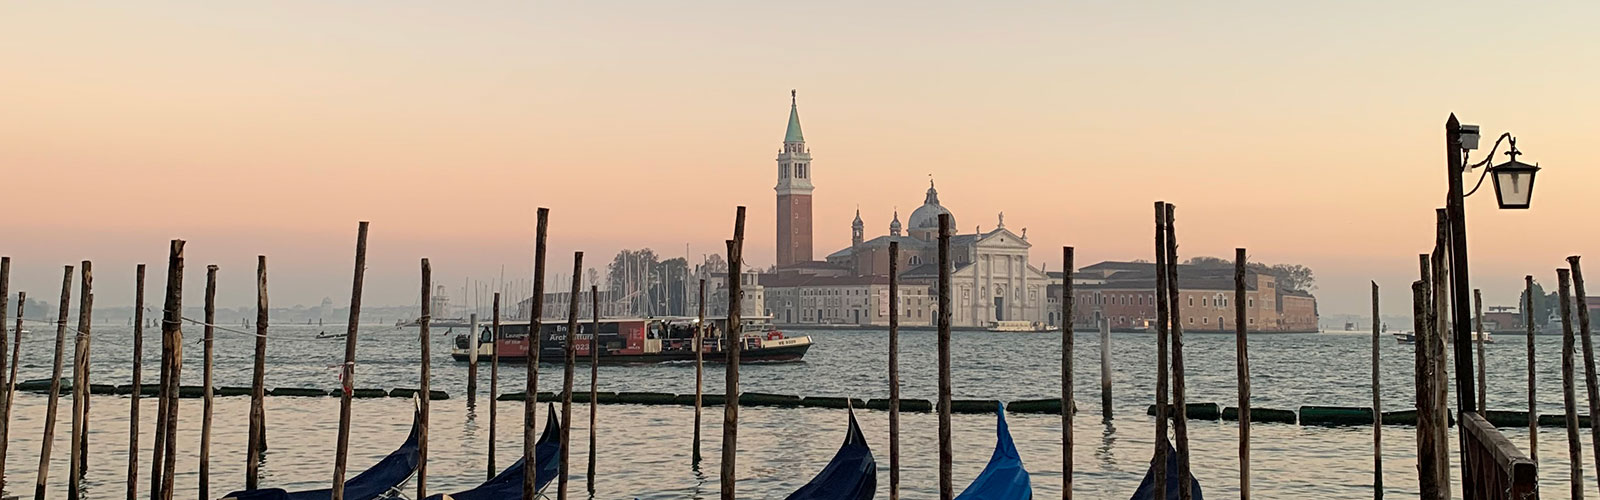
[785,89,804,143]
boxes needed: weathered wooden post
[525,208,549,500]
[1062,246,1074,500]
[1428,212,1451,500]
[1371,281,1382,499]
[889,241,901,500]
[331,222,370,500]
[157,239,186,500]
[1558,268,1583,497]
[559,252,583,500]
[1525,275,1538,462]
[721,206,746,500]
[1412,275,1440,499]
[68,261,93,500]
[198,264,217,500]
[490,293,501,480]
[0,257,8,485]
[1164,204,1192,500]
[1152,202,1169,494]
[1235,249,1250,500]
[247,258,267,489]
[35,265,73,500]
[1569,255,1600,484]
[418,259,432,499]
[936,213,954,500]
[1474,289,1486,416]
[588,284,599,494]
[2,292,22,495]
[693,279,706,464]
[469,303,479,409]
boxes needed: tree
[1184,256,1232,268]
[1269,264,1316,291]
[1520,280,1556,327]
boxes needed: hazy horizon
[4,1,1597,319]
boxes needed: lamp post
[1443,113,1542,489]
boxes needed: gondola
[785,406,876,500]
[423,403,563,500]
[220,406,422,500]
[954,402,1031,500]
[1127,437,1203,500]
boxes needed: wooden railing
[1460,412,1538,499]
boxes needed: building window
[1249,318,1255,325]
[1249,298,1255,307]
[1188,297,1194,307]
[1201,298,1207,306]
[1203,317,1209,325]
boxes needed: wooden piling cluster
[155,240,185,500]
[722,206,747,500]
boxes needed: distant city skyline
[3,1,1598,319]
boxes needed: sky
[2,1,1598,319]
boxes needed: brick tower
[775,90,813,267]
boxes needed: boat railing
[1459,412,1537,499]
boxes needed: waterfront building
[1053,261,1320,333]
[760,274,935,327]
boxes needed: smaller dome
[889,210,902,236]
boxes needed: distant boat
[453,317,812,364]
[987,321,1049,333]
[315,331,347,340]
[785,407,876,500]
[954,402,1031,499]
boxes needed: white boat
[987,321,1048,333]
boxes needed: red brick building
[1055,261,1319,333]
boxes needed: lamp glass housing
[1489,159,1539,209]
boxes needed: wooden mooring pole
[1062,246,1074,500]
[888,241,901,500]
[331,222,369,500]
[1569,255,1600,485]
[248,258,267,490]
[1164,204,1192,500]
[936,213,953,500]
[2,290,21,495]
[198,265,217,500]
[1152,202,1169,495]
[0,257,8,494]
[1558,268,1582,498]
[418,259,432,499]
[157,240,185,500]
[721,206,746,500]
[525,208,549,500]
[489,293,501,480]
[559,252,583,500]
[1371,281,1382,499]
[35,265,73,500]
[1100,315,1111,421]
[1526,275,1538,462]
[68,261,93,500]
[1428,216,1450,500]
[1235,249,1251,500]
[1474,289,1486,416]
[588,284,599,494]
[693,279,705,465]
[1412,274,1440,500]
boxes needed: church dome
[908,181,954,231]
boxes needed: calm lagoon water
[0,324,1590,498]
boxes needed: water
[0,323,1593,498]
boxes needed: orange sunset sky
[3,2,1598,317]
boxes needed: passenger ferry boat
[450,316,813,364]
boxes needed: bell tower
[775,90,814,267]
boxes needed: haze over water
[0,325,1591,498]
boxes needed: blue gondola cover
[785,407,877,500]
[425,403,563,500]
[1127,437,1203,500]
[954,402,1031,500]
[220,407,423,500]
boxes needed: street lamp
[1462,128,1542,210]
